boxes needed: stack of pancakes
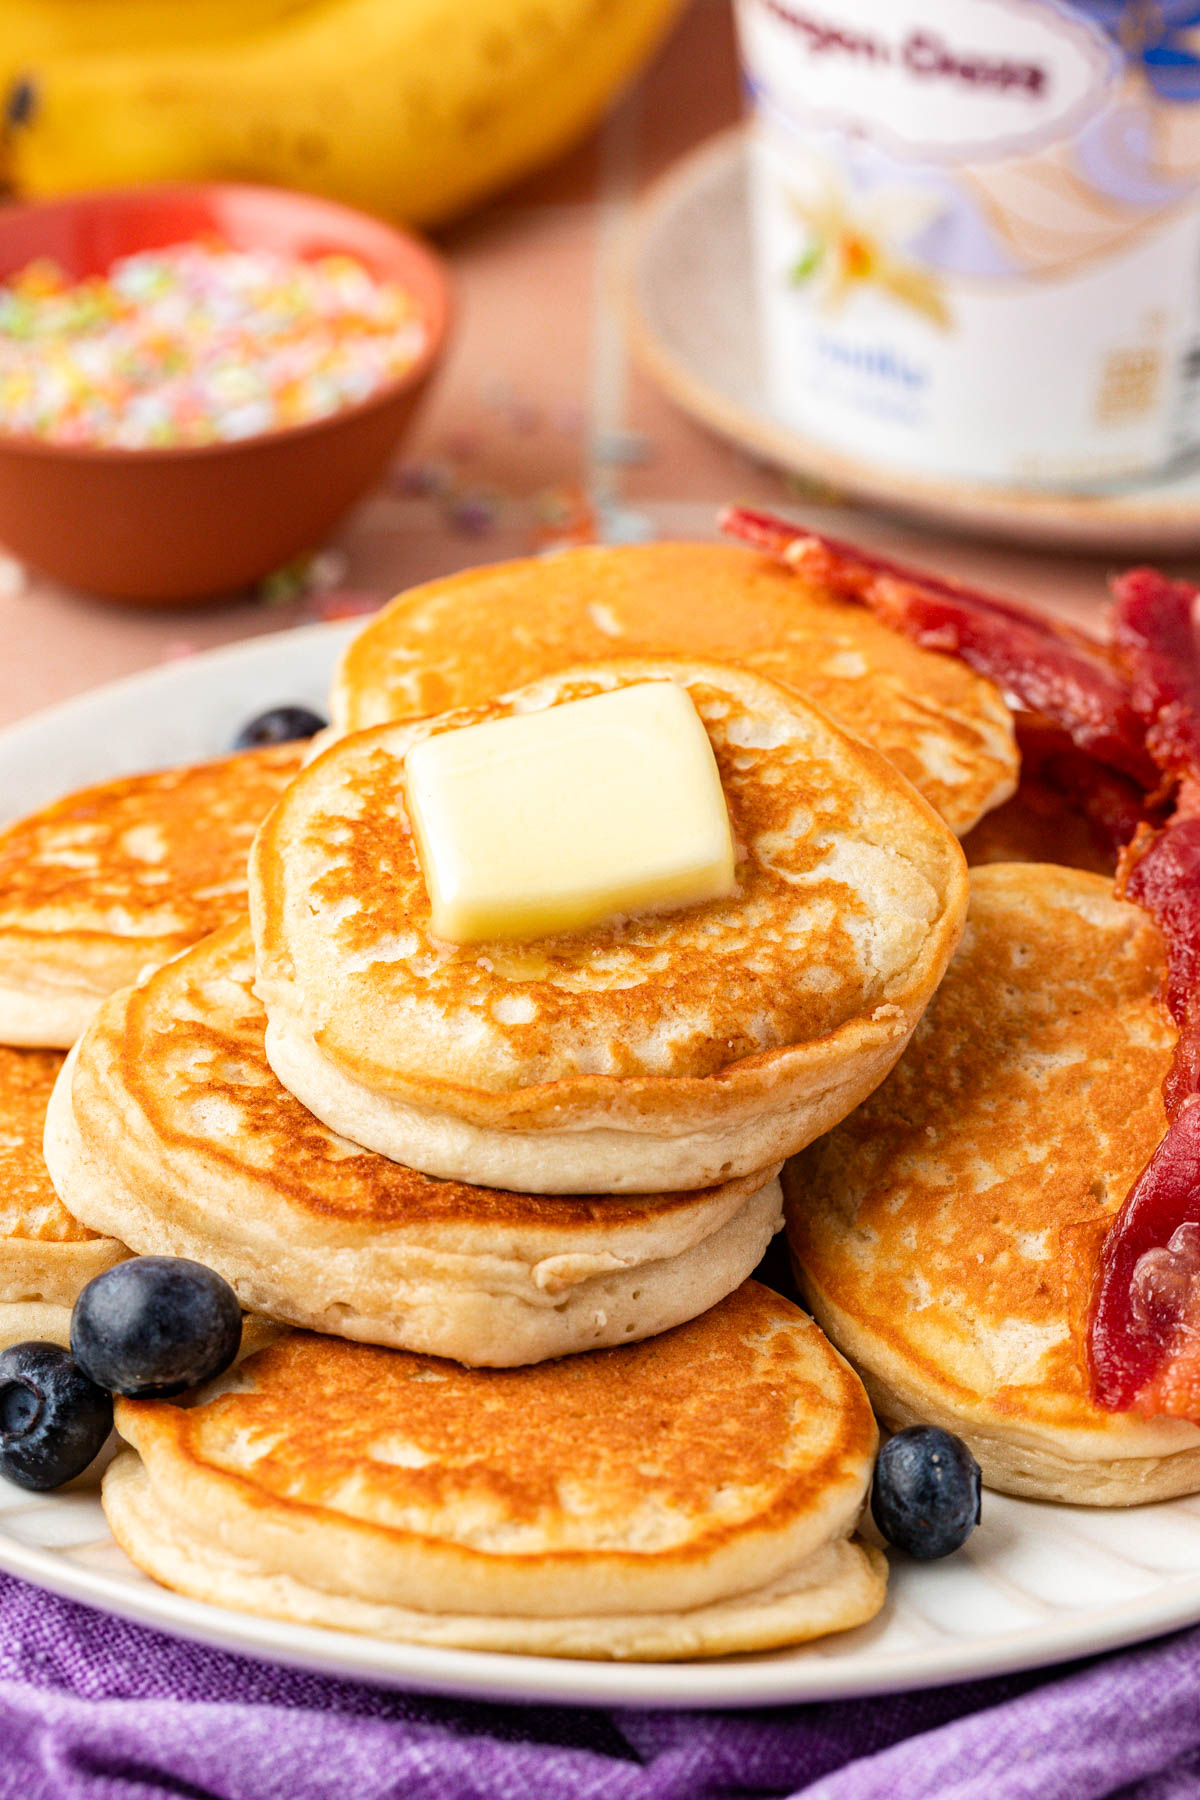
[9,539,1186,1657]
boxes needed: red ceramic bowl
[0,184,451,603]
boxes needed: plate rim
[5,1510,1200,1713]
[624,127,1200,554]
[0,617,358,823]
[0,616,355,749]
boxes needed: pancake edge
[103,1451,887,1660]
[46,1037,787,1364]
[0,1299,73,1349]
[793,1252,1200,1506]
[263,1004,926,1193]
[0,1232,128,1308]
[0,976,106,1050]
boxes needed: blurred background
[0,0,1193,727]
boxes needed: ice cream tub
[735,0,1200,489]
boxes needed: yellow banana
[0,0,321,84]
[5,0,686,225]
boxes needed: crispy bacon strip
[725,507,1098,635]
[1015,719,1152,863]
[1090,581,1200,1411]
[1088,805,1200,1412]
[1088,1100,1200,1413]
[1122,808,1200,1050]
[1112,567,1200,794]
[720,503,1200,1419]
[722,509,1156,788]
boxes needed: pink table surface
[0,0,1184,733]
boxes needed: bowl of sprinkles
[0,184,450,602]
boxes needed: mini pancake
[331,541,1017,836]
[787,862,1200,1505]
[102,1283,886,1660]
[0,743,304,1048]
[251,659,970,1194]
[0,1044,126,1347]
[43,924,784,1366]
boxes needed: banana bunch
[1,0,686,225]
[0,0,318,80]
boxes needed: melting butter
[404,681,736,944]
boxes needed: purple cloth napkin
[0,1574,1197,1800]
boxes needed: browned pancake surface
[101,922,767,1236]
[255,661,968,1118]
[333,543,1016,836]
[0,745,305,997]
[0,1045,98,1245]
[117,1284,876,1565]
[789,863,1174,1435]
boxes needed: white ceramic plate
[626,130,1200,555]
[3,625,1200,1711]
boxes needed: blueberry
[71,1258,242,1399]
[0,1342,112,1491]
[871,1425,982,1560]
[232,705,327,751]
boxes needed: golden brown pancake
[331,542,1017,836]
[251,659,970,1193]
[103,1284,886,1659]
[0,1044,125,1345]
[43,923,784,1366]
[787,862,1200,1504]
[0,743,304,1048]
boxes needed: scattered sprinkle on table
[0,242,428,448]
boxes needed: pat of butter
[405,681,736,944]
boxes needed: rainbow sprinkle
[0,241,427,449]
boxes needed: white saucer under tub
[626,129,1200,557]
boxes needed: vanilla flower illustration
[787,163,951,329]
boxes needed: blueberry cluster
[0,1259,242,1491]
[1,1237,986,1561]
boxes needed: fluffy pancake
[44,923,784,1365]
[0,1044,126,1347]
[0,743,304,1048]
[787,862,1200,1505]
[252,659,970,1193]
[103,1284,886,1659]
[331,542,1017,836]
